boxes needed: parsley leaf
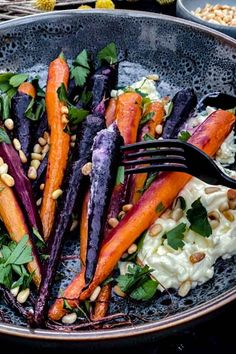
[71,49,90,87]
[33,228,45,244]
[178,131,191,142]
[140,111,155,125]
[143,133,155,142]
[166,223,186,250]
[0,128,11,144]
[9,74,28,88]
[186,198,212,237]
[130,279,158,301]
[97,42,118,65]
[0,94,11,120]
[156,202,165,213]
[115,166,125,185]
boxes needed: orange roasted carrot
[40,55,70,240]
[18,82,36,98]
[0,180,41,287]
[129,101,165,204]
[105,98,117,127]
[80,190,89,266]
[48,109,235,320]
[92,284,112,321]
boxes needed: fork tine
[120,139,186,151]
[125,164,189,175]
[123,147,185,159]
[122,156,186,166]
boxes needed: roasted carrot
[92,284,112,321]
[40,55,70,240]
[105,98,117,127]
[0,180,41,287]
[80,190,89,266]
[129,101,165,204]
[18,82,36,97]
[48,109,235,320]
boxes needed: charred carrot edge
[80,190,89,266]
[129,101,165,204]
[40,56,70,240]
[92,284,112,321]
[0,180,41,287]
[116,92,142,145]
[105,98,117,127]
[48,110,235,320]
[18,82,36,98]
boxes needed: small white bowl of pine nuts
[176,0,236,39]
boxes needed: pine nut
[61,105,69,115]
[10,286,20,297]
[155,124,163,135]
[36,198,42,207]
[208,210,220,221]
[52,189,63,200]
[31,153,42,161]
[108,217,119,228]
[70,142,75,148]
[17,288,30,304]
[219,201,229,212]
[209,219,219,230]
[171,208,183,222]
[33,144,42,154]
[71,134,77,142]
[0,157,4,166]
[149,223,163,237]
[122,204,133,212]
[205,187,221,194]
[43,131,50,142]
[28,166,37,180]
[62,312,77,325]
[31,159,40,170]
[62,114,69,124]
[118,211,126,220]
[146,74,159,81]
[161,209,172,219]
[128,243,138,255]
[121,252,128,259]
[81,162,92,176]
[19,150,27,164]
[0,163,8,175]
[229,200,236,210]
[178,280,191,297]
[13,138,21,151]
[1,173,15,187]
[223,210,235,222]
[4,118,14,130]
[113,285,126,298]
[70,219,79,232]
[90,286,101,302]
[227,189,236,200]
[172,198,181,210]
[40,183,45,191]
[42,144,49,155]
[38,137,47,146]
[189,252,205,264]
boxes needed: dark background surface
[3,0,236,353]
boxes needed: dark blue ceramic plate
[0,9,236,347]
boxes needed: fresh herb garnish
[142,172,157,191]
[9,74,28,88]
[0,128,11,144]
[164,101,173,119]
[166,223,186,250]
[178,131,191,142]
[156,202,165,213]
[71,49,90,87]
[140,111,155,125]
[33,228,45,244]
[0,94,11,120]
[187,198,212,237]
[116,264,158,301]
[115,166,125,185]
[97,42,118,65]
[143,133,155,141]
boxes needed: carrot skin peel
[49,109,235,320]
[18,82,36,98]
[40,56,70,240]
[93,284,112,321]
[0,180,41,287]
[105,98,117,127]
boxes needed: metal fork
[121,139,236,189]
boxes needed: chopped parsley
[140,111,155,125]
[178,130,191,142]
[186,198,212,237]
[97,42,118,65]
[71,49,90,87]
[166,223,186,250]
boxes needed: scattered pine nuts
[70,142,75,148]
[229,200,236,210]
[192,4,236,27]
[227,189,236,200]
[149,223,163,237]
[4,118,14,131]
[0,157,3,166]
[10,286,20,297]
[33,144,42,154]
[178,280,191,297]
[38,137,47,146]
[28,166,37,180]
[189,252,205,264]
[128,243,138,255]
[17,288,30,304]
[61,114,69,124]
[121,252,129,259]
[42,144,49,155]
[40,183,45,191]
[113,285,126,298]
[0,163,8,175]
[219,201,229,212]
[62,312,77,325]
[1,173,15,187]
[81,162,92,176]
[36,198,42,207]
[155,124,163,135]
[122,204,133,212]
[208,210,220,221]
[161,209,172,220]
[31,159,41,170]
[209,219,220,230]
[118,211,126,220]
[223,210,235,222]
[13,138,21,151]
[108,217,119,228]
[90,286,101,302]
[71,135,77,142]
[147,74,160,81]
[31,153,42,161]
[19,150,27,164]
[61,105,69,115]
[43,131,50,142]
[52,189,63,200]
[171,208,183,222]
[70,219,79,232]
[204,187,220,194]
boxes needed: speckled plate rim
[0,9,236,342]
